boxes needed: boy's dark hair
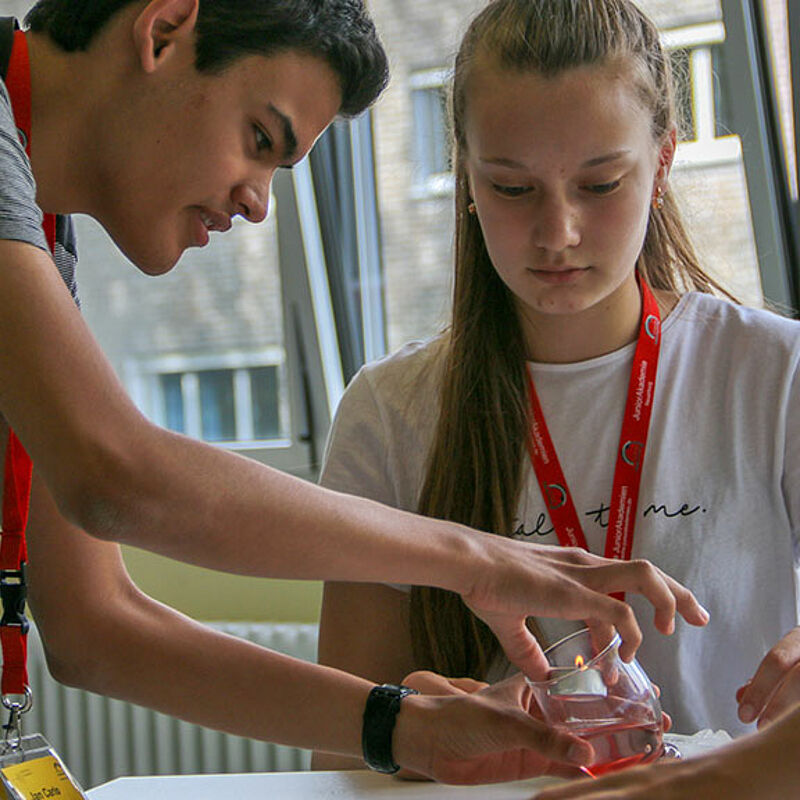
[24,0,389,116]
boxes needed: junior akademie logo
[621,440,644,470]
[545,483,567,510]
[644,314,660,342]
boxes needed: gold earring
[467,202,477,215]
[652,186,665,211]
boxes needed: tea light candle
[546,664,608,697]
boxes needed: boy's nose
[232,179,270,223]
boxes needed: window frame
[126,348,291,449]
[716,0,799,310]
[409,67,456,198]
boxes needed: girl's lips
[529,266,589,285]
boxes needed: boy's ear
[132,0,199,74]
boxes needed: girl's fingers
[402,670,487,696]
[755,666,800,728]
[738,628,800,725]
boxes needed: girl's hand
[402,670,488,697]
[736,626,800,728]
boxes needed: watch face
[378,684,405,697]
[379,683,419,698]
[363,684,420,774]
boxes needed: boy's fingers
[661,573,710,627]
[493,619,550,679]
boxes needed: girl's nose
[532,193,581,253]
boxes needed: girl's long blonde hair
[410,0,733,679]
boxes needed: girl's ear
[656,125,677,183]
[465,171,476,201]
[132,0,200,74]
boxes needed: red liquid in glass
[574,720,663,777]
[552,695,663,778]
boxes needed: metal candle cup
[546,664,608,697]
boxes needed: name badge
[0,735,87,800]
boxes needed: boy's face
[91,48,342,274]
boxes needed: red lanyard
[0,29,56,698]
[525,275,661,599]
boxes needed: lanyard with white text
[0,33,91,799]
[525,274,661,600]
[0,28,56,709]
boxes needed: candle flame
[575,655,586,670]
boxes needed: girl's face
[464,62,673,324]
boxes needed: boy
[0,0,707,781]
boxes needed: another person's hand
[402,669,489,697]
[393,672,590,784]
[394,670,492,781]
[736,625,800,728]
[461,538,710,677]
[535,703,800,799]
[396,671,583,782]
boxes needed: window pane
[412,85,450,179]
[670,48,696,141]
[159,373,185,434]
[198,370,235,442]
[430,88,450,174]
[712,45,734,139]
[761,0,797,200]
[250,366,281,439]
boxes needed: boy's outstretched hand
[460,537,710,679]
[392,672,590,784]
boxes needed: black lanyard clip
[0,564,29,633]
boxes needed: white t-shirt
[320,292,800,737]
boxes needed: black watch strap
[361,683,419,774]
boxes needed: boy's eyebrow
[267,103,298,164]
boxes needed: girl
[313,0,800,770]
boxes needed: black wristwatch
[361,683,420,774]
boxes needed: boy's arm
[0,239,708,677]
[26,470,592,781]
[0,239,489,587]
[25,468,371,756]
[312,581,417,770]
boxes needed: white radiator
[16,622,319,789]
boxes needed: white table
[86,731,732,799]
[87,770,562,799]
